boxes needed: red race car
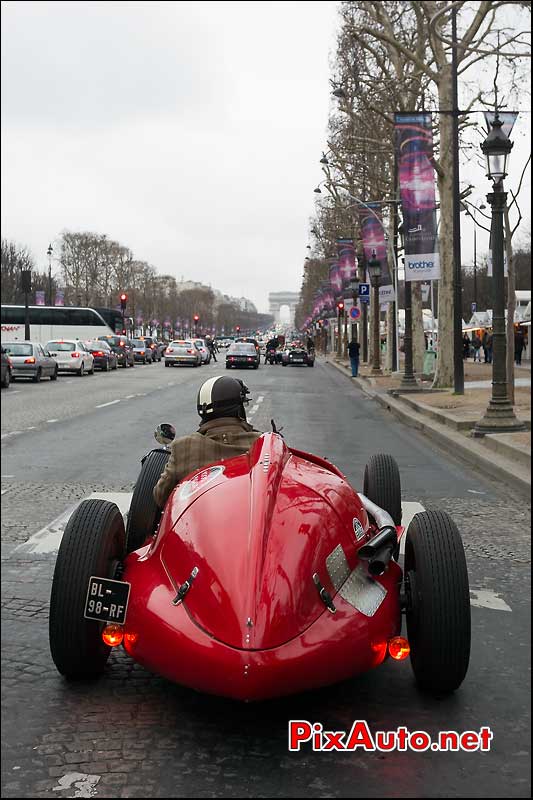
[49,430,470,701]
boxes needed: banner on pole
[395,113,440,282]
[35,291,45,305]
[54,290,64,306]
[359,203,394,301]
[336,239,357,290]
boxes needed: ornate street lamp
[349,272,360,343]
[474,115,525,434]
[47,243,53,305]
[368,251,382,375]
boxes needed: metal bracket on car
[313,572,336,614]
[172,567,199,606]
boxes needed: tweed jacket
[153,416,262,509]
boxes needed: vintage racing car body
[49,433,471,701]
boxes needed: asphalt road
[1,357,530,798]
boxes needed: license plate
[293,358,303,362]
[84,576,131,624]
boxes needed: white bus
[1,305,114,344]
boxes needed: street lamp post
[349,272,360,342]
[473,115,526,435]
[368,252,382,375]
[47,244,53,305]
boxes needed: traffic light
[337,301,344,315]
[235,325,241,333]
[120,293,127,312]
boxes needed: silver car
[2,341,58,382]
[45,339,95,376]
[193,338,211,364]
[164,340,202,367]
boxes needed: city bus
[92,307,132,335]
[1,305,114,344]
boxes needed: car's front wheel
[363,453,402,526]
[32,368,42,383]
[50,367,58,381]
[126,449,170,553]
[404,510,470,694]
[49,499,126,679]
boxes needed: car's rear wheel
[50,367,58,381]
[363,453,402,525]
[49,499,125,679]
[88,363,95,375]
[404,510,470,694]
[126,449,171,553]
[2,369,10,388]
[78,363,85,377]
[32,368,42,383]
[104,360,110,372]
[165,361,170,367]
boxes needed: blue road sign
[360,296,370,304]
[350,306,361,320]
[359,283,370,297]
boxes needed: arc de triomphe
[268,291,300,325]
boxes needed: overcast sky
[1,0,339,313]
[1,1,530,315]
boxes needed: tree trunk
[411,282,426,375]
[504,208,515,405]
[432,66,455,388]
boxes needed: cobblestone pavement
[1,361,530,798]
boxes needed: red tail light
[24,356,36,364]
[166,348,174,354]
[247,357,253,361]
[119,341,125,347]
[139,350,145,355]
[186,349,193,354]
[93,351,104,357]
[71,352,81,358]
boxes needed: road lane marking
[257,395,264,403]
[125,395,135,399]
[470,589,512,612]
[17,492,133,555]
[4,390,21,395]
[250,404,259,414]
[47,419,59,423]
[95,399,121,408]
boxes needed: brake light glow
[247,357,253,361]
[24,357,36,364]
[94,351,104,357]
[101,624,124,647]
[388,637,410,661]
[186,349,193,354]
[71,352,81,358]
[139,350,145,355]
[119,341,125,347]
[166,348,174,354]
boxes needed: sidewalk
[324,355,531,497]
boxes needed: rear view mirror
[155,423,176,445]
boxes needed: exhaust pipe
[357,495,398,576]
[358,494,395,531]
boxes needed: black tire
[78,363,85,377]
[89,364,95,375]
[363,453,402,525]
[165,361,170,367]
[1,370,10,388]
[49,499,126,679]
[308,362,314,367]
[126,449,170,553]
[50,367,58,381]
[32,368,42,383]
[104,360,110,372]
[404,510,471,694]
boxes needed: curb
[324,357,531,498]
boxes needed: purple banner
[35,291,45,305]
[337,239,357,288]
[395,113,440,282]
[54,290,64,307]
[329,261,343,296]
[359,203,390,282]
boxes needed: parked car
[193,339,211,364]
[226,342,260,369]
[3,341,59,382]
[164,340,202,367]
[45,339,94,376]
[85,340,118,371]
[97,335,135,368]
[1,347,12,388]
[281,345,315,367]
[130,338,154,364]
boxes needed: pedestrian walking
[514,328,525,365]
[462,333,471,360]
[485,331,493,364]
[472,334,482,363]
[348,338,360,378]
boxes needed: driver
[153,376,262,509]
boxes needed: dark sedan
[281,346,315,367]
[85,340,118,371]
[226,342,260,369]
[97,335,135,368]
